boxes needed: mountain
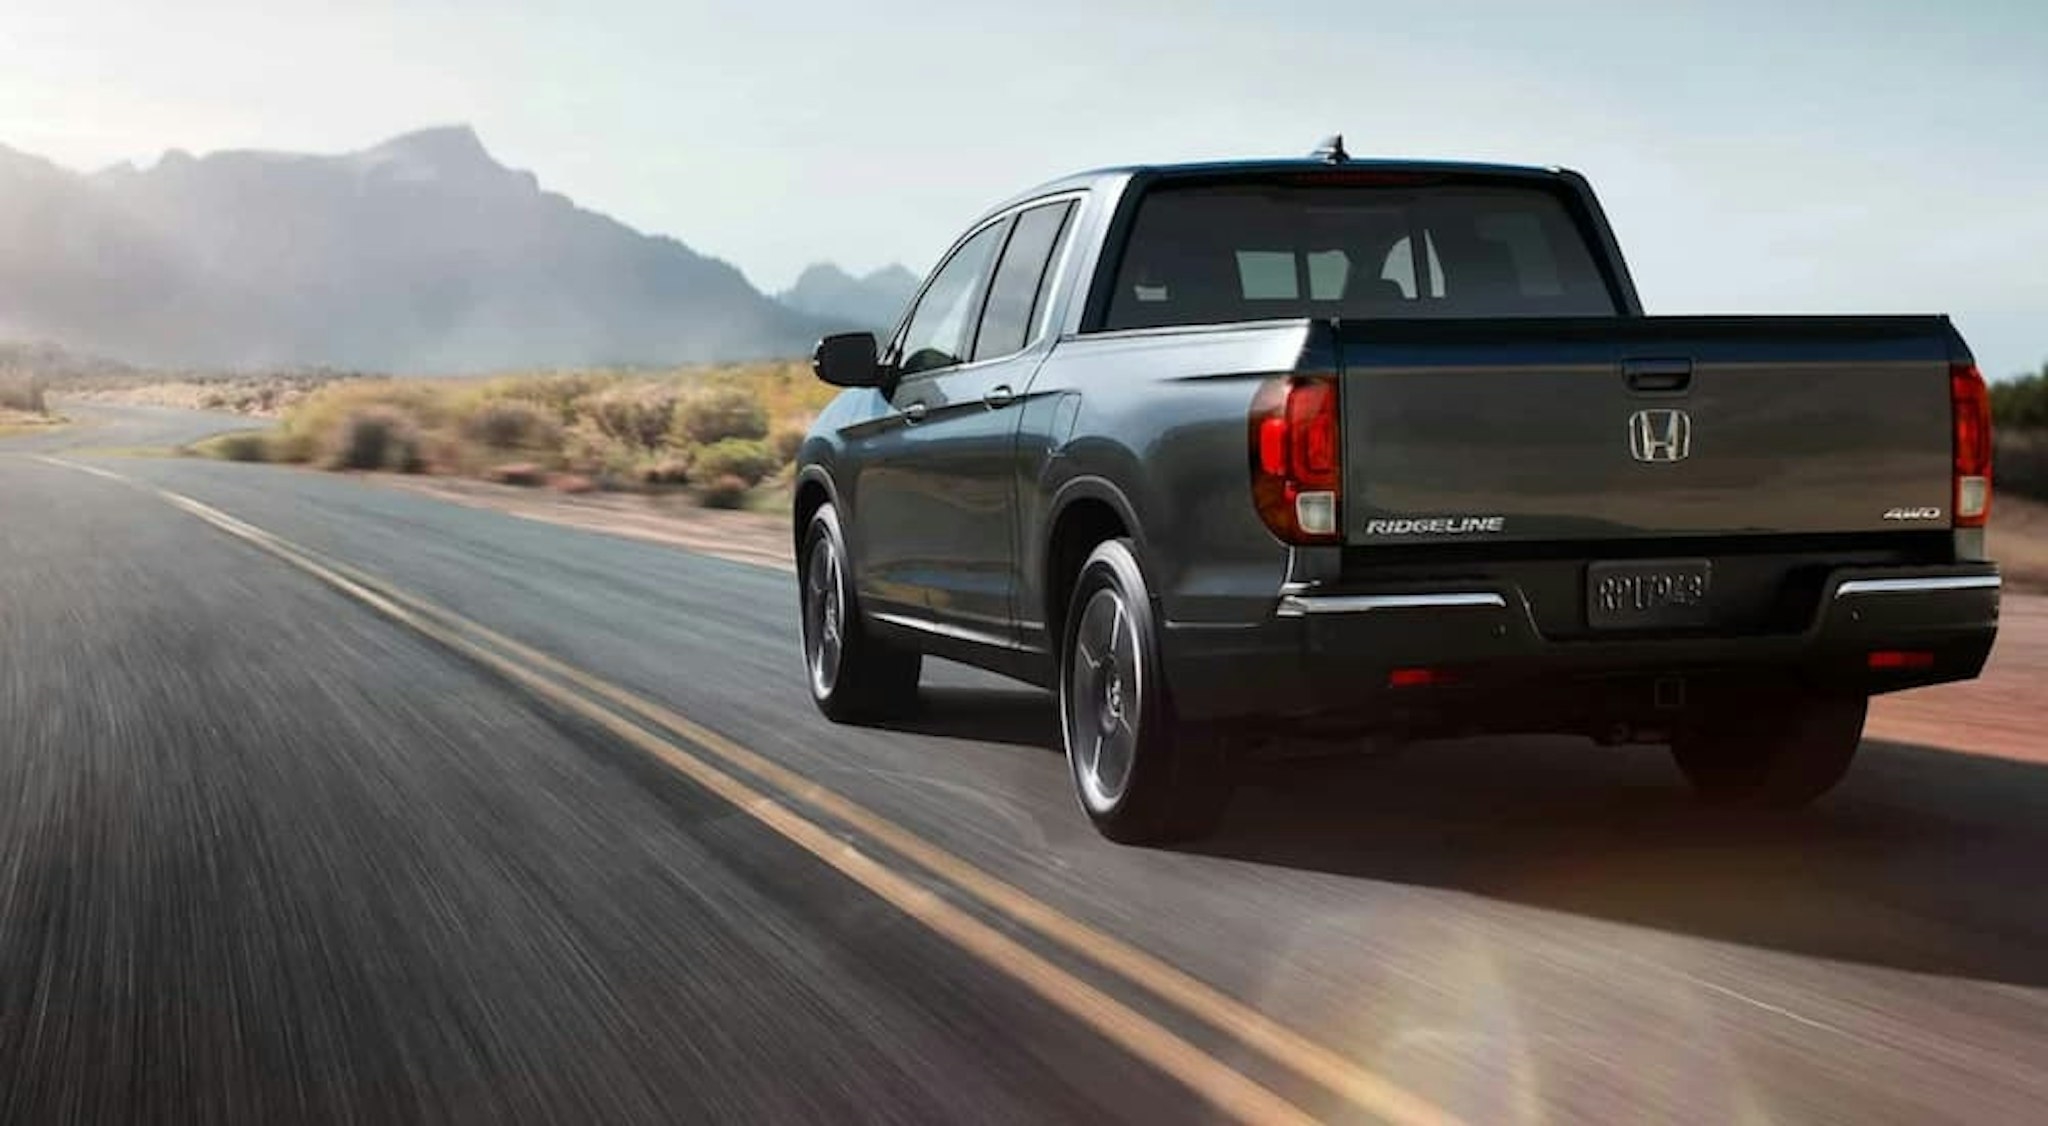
[777,262,920,334]
[0,126,839,372]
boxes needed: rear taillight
[1951,362,1993,528]
[1250,376,1341,544]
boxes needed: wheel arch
[792,466,840,559]
[1041,476,1150,653]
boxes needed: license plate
[1587,560,1713,630]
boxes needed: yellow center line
[48,457,1461,1126]
[318,555,1458,1126]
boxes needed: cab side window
[896,220,1008,377]
[972,200,1076,361]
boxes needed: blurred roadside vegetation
[184,363,835,509]
[0,369,64,432]
[23,336,2048,507]
[1993,365,2047,502]
[0,373,49,415]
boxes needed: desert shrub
[328,407,425,472]
[769,426,806,465]
[638,456,693,487]
[0,373,47,413]
[562,418,643,480]
[463,398,560,450]
[692,437,777,486]
[479,371,624,423]
[725,360,838,425]
[281,380,451,457]
[1992,369,2048,431]
[698,474,751,509]
[267,428,318,464]
[673,384,768,446]
[581,383,680,449]
[209,432,270,462]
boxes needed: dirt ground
[1867,592,2046,762]
[377,474,796,570]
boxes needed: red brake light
[1250,376,1342,544]
[1951,362,1992,528]
[1868,650,1935,671]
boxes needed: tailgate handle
[1624,358,1693,394]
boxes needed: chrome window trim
[888,191,1091,381]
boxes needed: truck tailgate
[1338,316,1960,545]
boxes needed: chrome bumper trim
[1833,575,2002,599]
[1277,591,1507,618]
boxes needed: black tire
[1670,692,1868,808]
[1058,538,1231,844]
[799,504,921,722]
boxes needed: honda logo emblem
[1628,409,1691,462]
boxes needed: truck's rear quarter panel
[1018,323,1311,641]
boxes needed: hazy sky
[4,0,2044,376]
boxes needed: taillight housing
[1250,376,1341,544]
[1951,362,1993,528]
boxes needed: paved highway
[4,405,2046,1124]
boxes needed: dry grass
[0,407,66,437]
[195,362,832,506]
[0,373,49,414]
[65,373,347,418]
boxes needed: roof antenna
[1311,134,1349,163]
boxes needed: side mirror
[812,332,886,388]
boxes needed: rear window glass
[1100,180,1616,330]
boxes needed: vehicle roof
[984,157,1570,217]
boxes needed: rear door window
[972,200,1076,361]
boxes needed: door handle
[1623,358,1693,395]
[901,401,927,424]
[984,384,1016,409]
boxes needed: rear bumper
[1163,564,2000,727]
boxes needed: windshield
[1101,180,1619,330]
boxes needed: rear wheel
[1059,539,1231,844]
[800,504,921,721]
[1670,692,1868,808]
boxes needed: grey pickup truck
[793,140,2001,843]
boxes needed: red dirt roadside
[1867,592,2046,763]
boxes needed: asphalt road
[5,405,2047,1124]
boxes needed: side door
[905,199,1078,642]
[847,217,1008,620]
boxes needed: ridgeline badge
[1364,516,1506,536]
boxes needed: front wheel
[1670,692,1868,808]
[800,503,921,721]
[1059,539,1231,844]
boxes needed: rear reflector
[1868,650,1935,670]
[1388,667,1454,688]
[1951,363,1993,527]
[1295,491,1338,536]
